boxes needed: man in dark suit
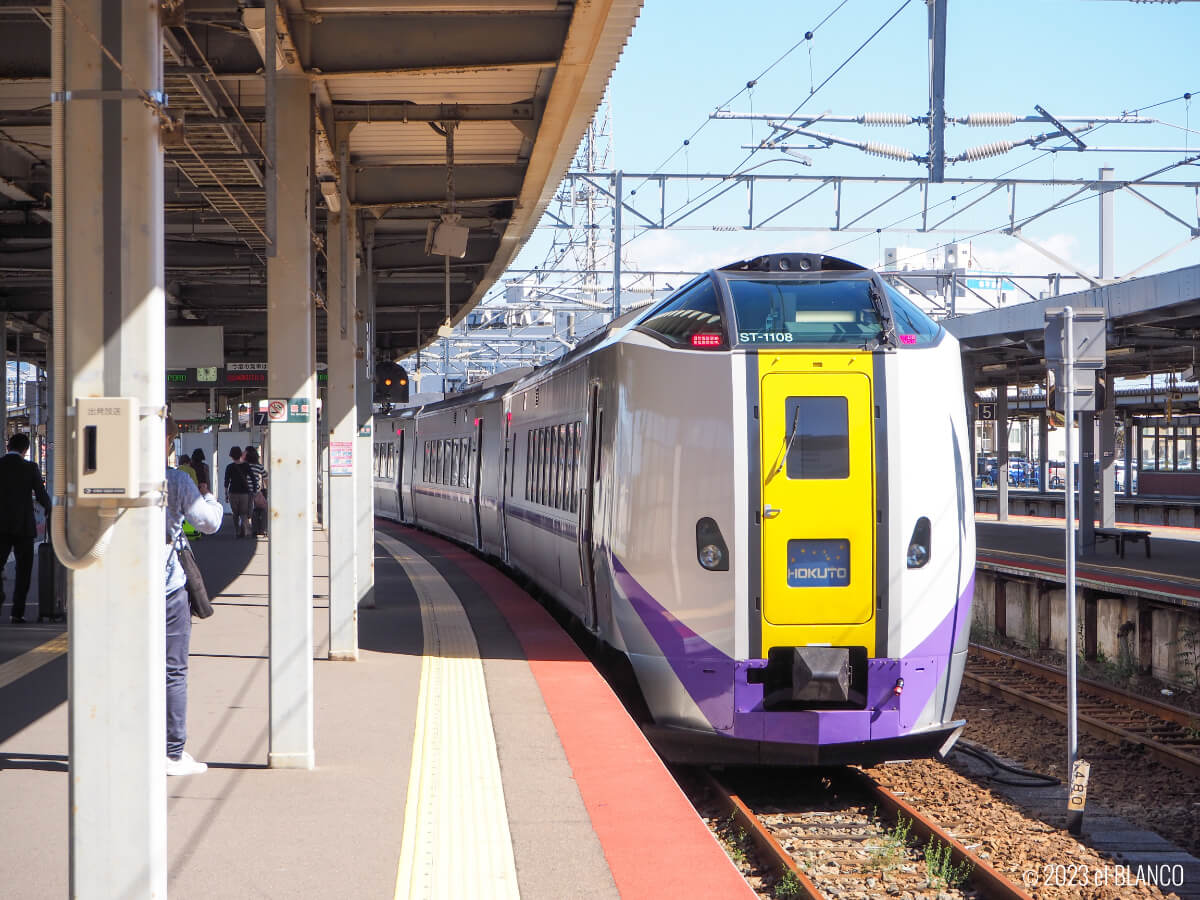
[0,433,52,623]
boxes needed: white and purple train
[374,252,975,765]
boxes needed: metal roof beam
[332,102,534,123]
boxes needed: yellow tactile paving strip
[379,533,520,900]
[0,633,67,691]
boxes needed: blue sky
[509,0,1200,286]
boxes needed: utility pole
[927,0,948,183]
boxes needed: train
[373,252,976,765]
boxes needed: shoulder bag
[173,531,214,619]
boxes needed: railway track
[964,643,1200,778]
[700,766,1029,899]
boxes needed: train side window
[559,423,569,510]
[784,396,850,479]
[525,432,533,500]
[637,278,725,346]
[575,421,583,511]
[882,282,941,345]
[530,430,539,503]
[541,427,550,506]
[461,438,469,487]
[551,425,561,509]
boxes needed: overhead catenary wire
[533,0,917,300]
[639,0,916,242]
[628,0,853,199]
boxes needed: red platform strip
[381,521,754,899]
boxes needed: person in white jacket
[164,420,223,776]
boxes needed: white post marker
[1062,306,1085,834]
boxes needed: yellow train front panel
[759,352,876,656]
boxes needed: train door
[500,415,512,561]
[472,418,484,550]
[396,430,405,521]
[578,384,601,631]
[759,369,876,634]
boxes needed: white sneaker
[166,751,208,776]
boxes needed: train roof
[717,252,869,274]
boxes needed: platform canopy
[945,263,1200,386]
[0,0,641,365]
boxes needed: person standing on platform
[165,418,223,776]
[177,454,197,484]
[224,445,253,538]
[244,445,268,537]
[190,448,210,491]
[0,433,51,624]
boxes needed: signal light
[375,362,410,405]
[691,333,723,348]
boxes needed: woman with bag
[245,445,268,537]
[165,419,223,776]
[224,446,253,538]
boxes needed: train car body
[375,253,975,765]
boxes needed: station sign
[977,402,996,421]
[167,368,328,389]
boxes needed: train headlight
[699,544,724,569]
[695,517,730,572]
[906,516,932,569]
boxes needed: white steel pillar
[267,74,315,769]
[355,219,376,609]
[1099,167,1115,280]
[1100,391,1116,526]
[58,0,167,893]
[996,384,1009,521]
[327,207,359,659]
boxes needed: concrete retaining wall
[973,568,1200,687]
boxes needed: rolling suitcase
[37,538,63,623]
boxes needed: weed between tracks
[924,837,973,891]
[865,814,912,873]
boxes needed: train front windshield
[727,278,940,347]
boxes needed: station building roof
[0,0,641,366]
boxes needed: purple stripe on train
[612,557,973,745]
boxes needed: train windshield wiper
[767,405,802,483]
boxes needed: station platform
[976,513,1200,604]
[0,520,751,897]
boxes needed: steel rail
[963,660,1200,779]
[702,769,1030,900]
[970,643,1200,726]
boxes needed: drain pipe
[49,0,116,570]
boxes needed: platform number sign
[977,402,996,421]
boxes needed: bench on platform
[1093,527,1152,558]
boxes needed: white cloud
[971,233,1086,276]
